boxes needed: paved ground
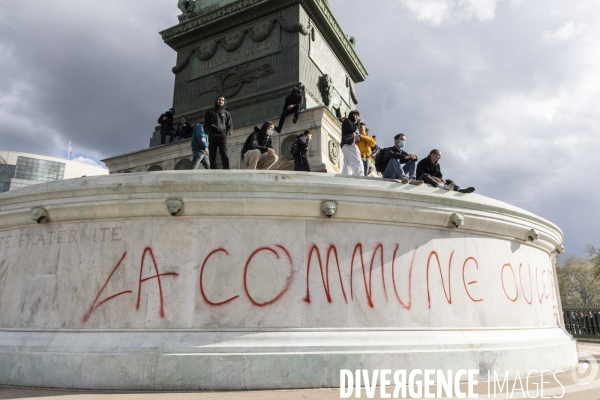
[2,341,600,400]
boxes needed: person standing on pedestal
[191,123,210,170]
[274,85,304,134]
[356,123,377,176]
[340,110,364,176]
[158,108,176,145]
[241,121,278,170]
[292,130,313,172]
[204,96,232,169]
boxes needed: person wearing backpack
[340,110,364,176]
[191,123,210,170]
[380,133,423,184]
[293,130,313,172]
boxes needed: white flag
[68,141,72,154]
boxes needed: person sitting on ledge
[381,133,423,185]
[204,95,232,169]
[191,122,210,170]
[174,115,193,142]
[274,85,304,134]
[158,108,176,145]
[242,121,278,170]
[292,129,313,172]
[416,149,475,193]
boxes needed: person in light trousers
[340,110,364,176]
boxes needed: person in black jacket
[242,121,278,170]
[174,115,193,142]
[274,85,303,134]
[416,149,475,193]
[340,110,364,176]
[293,130,313,172]
[203,96,233,169]
[381,133,423,184]
[158,108,176,145]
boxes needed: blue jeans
[382,159,416,180]
[363,159,369,176]
[191,150,210,170]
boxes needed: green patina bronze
[150,0,367,147]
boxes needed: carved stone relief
[328,140,339,165]
[281,135,297,161]
[198,63,275,99]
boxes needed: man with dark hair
[158,108,176,145]
[275,85,303,134]
[340,110,364,176]
[203,96,232,169]
[174,115,193,142]
[381,133,423,184]
[293,130,313,172]
[241,121,278,170]
[416,149,475,193]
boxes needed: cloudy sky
[0,0,598,258]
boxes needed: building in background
[0,151,108,193]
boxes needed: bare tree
[557,255,600,307]
[587,244,600,280]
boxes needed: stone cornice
[160,0,367,82]
[0,171,563,253]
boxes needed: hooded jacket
[282,92,303,111]
[295,133,310,156]
[416,155,443,179]
[158,111,174,133]
[191,124,209,152]
[341,116,358,147]
[242,122,273,155]
[203,98,233,136]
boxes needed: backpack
[374,147,388,173]
[290,137,301,157]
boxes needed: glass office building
[14,156,65,183]
[0,164,16,193]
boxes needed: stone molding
[0,172,563,254]
[172,15,308,74]
[160,0,367,82]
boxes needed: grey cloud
[0,0,598,257]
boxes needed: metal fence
[563,307,600,338]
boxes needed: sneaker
[409,179,424,185]
[292,118,298,124]
[445,182,455,191]
[274,127,282,134]
[401,177,409,184]
[458,187,475,193]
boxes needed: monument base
[0,328,575,390]
[104,106,343,174]
[0,171,576,389]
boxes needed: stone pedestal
[0,171,576,389]
[149,0,367,148]
[104,106,343,174]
